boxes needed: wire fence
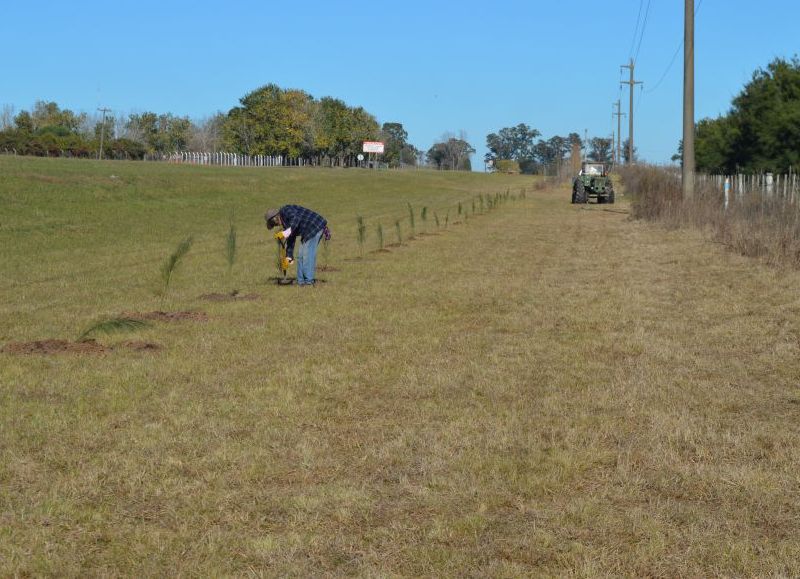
[145,151,305,167]
[699,172,800,209]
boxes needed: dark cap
[264,208,280,228]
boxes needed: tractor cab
[572,162,615,204]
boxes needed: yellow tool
[276,239,288,279]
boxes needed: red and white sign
[362,141,385,154]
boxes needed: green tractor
[572,162,615,204]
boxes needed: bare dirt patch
[266,277,327,285]
[122,311,209,322]
[2,339,163,355]
[199,291,260,302]
[318,265,341,272]
[118,340,162,352]
[2,339,109,355]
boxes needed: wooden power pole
[613,100,626,166]
[97,107,111,160]
[620,59,642,164]
[682,0,695,198]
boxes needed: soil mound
[119,340,162,352]
[2,339,109,355]
[123,311,209,322]
[199,292,260,302]
[2,339,163,355]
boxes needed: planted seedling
[458,202,463,217]
[472,199,476,215]
[376,223,385,250]
[77,317,150,343]
[395,219,403,245]
[444,211,449,228]
[434,212,440,229]
[421,206,428,233]
[357,215,367,257]
[158,236,193,307]
[224,211,237,293]
[407,203,416,238]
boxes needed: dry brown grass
[622,165,800,268]
[2,160,800,575]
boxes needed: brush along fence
[701,172,800,209]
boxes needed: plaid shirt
[279,205,327,258]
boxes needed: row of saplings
[2,188,531,356]
[572,161,616,204]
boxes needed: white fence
[700,173,800,209]
[145,151,309,167]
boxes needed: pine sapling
[434,212,440,229]
[421,206,428,232]
[158,236,193,307]
[357,215,367,257]
[444,211,449,228]
[225,211,237,293]
[376,223,384,250]
[77,317,150,343]
[407,203,415,238]
[395,219,402,245]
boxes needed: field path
[3,184,800,576]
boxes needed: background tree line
[483,124,615,175]
[0,84,431,167]
[685,56,800,174]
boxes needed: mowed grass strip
[1,158,800,575]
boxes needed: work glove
[274,227,292,241]
[281,257,293,270]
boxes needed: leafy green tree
[31,101,85,133]
[622,138,637,164]
[381,122,416,167]
[690,57,800,173]
[485,123,540,164]
[427,135,474,170]
[14,110,34,133]
[223,84,313,156]
[588,137,613,163]
[125,112,191,152]
[313,97,352,161]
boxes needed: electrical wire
[628,0,645,60]
[644,0,704,94]
[633,0,652,65]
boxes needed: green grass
[1,157,800,576]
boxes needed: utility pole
[682,0,695,198]
[613,100,626,165]
[620,59,642,164]
[97,107,111,160]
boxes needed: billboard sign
[362,141,385,154]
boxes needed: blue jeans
[296,230,322,285]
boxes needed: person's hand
[281,257,293,270]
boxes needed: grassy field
[1,157,799,576]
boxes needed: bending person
[265,205,328,286]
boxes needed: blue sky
[2,1,797,166]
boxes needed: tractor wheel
[573,179,587,204]
[605,184,615,204]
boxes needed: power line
[633,0,652,65]
[644,0,704,94]
[628,0,645,60]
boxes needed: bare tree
[1,104,15,130]
[189,112,225,151]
